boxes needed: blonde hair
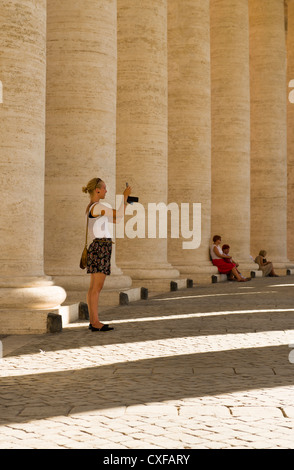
[82,177,103,194]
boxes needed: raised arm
[91,185,132,223]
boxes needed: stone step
[170,278,193,291]
[66,280,194,324]
[131,277,193,293]
[119,287,148,305]
[211,273,228,283]
[59,303,81,325]
[212,270,261,283]
[77,286,149,321]
[250,270,263,278]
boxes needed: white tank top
[87,203,112,241]
[210,244,223,260]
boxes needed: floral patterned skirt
[87,238,112,275]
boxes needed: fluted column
[287,0,294,261]
[168,0,215,283]
[45,0,131,295]
[249,0,289,266]
[116,0,179,290]
[210,0,254,271]
[0,0,66,333]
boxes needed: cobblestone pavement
[1,276,294,449]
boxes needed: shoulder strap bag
[79,213,89,270]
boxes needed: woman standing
[82,177,131,331]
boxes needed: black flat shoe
[91,324,114,332]
[88,323,92,330]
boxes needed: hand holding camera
[125,182,139,204]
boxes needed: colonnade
[0,0,293,333]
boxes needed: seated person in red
[222,244,248,281]
[210,235,248,282]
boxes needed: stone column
[210,0,254,273]
[116,0,179,291]
[167,0,215,283]
[249,0,289,266]
[45,0,132,298]
[287,0,294,262]
[0,0,66,334]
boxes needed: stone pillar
[287,0,294,262]
[210,0,254,272]
[249,0,289,266]
[0,0,66,334]
[167,0,215,283]
[116,0,179,291]
[45,0,131,297]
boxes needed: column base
[0,278,66,310]
[271,261,294,276]
[250,259,294,276]
[0,308,63,335]
[175,262,219,284]
[52,273,133,293]
[237,261,260,277]
[119,264,180,293]
[52,272,133,307]
[0,276,67,334]
[176,260,260,283]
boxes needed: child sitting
[222,244,248,281]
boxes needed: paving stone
[19,405,72,419]
[230,406,284,418]
[179,405,231,418]
[282,407,294,418]
[125,404,178,416]
[1,277,294,449]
